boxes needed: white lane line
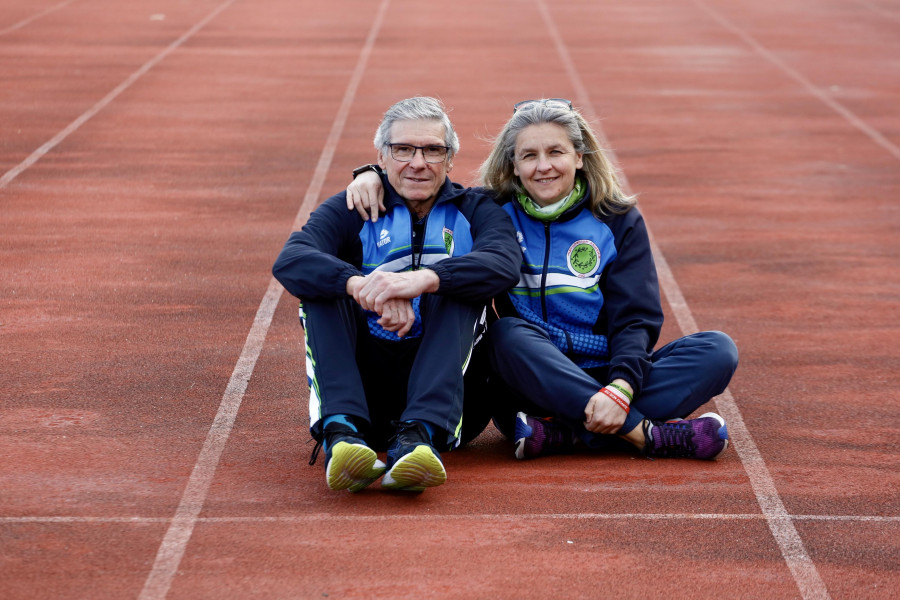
[0,0,239,191]
[1,517,171,523]
[4,513,898,524]
[136,2,391,599]
[791,515,900,522]
[0,0,76,37]
[194,513,900,523]
[692,0,900,163]
[650,240,831,600]
[200,513,900,523]
[534,1,831,599]
[137,278,282,600]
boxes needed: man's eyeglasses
[513,98,573,113]
[385,143,450,163]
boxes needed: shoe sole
[697,412,729,460]
[382,445,447,492]
[513,412,533,460]
[326,442,386,492]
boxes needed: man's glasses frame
[384,143,451,163]
[513,98,573,113]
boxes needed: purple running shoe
[643,412,729,460]
[514,412,575,460]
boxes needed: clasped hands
[346,269,440,338]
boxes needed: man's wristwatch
[351,164,381,179]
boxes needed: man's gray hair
[373,97,460,156]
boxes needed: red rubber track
[1,0,898,598]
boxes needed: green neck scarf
[515,176,587,222]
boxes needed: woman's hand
[346,169,385,222]
[583,393,627,434]
[583,380,633,434]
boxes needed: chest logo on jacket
[377,228,391,248]
[443,227,454,256]
[567,240,600,278]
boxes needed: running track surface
[1,1,898,598]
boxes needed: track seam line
[0,0,76,37]
[534,1,830,599]
[136,1,391,598]
[692,0,900,163]
[5,513,899,524]
[0,0,240,191]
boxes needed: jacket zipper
[540,222,550,321]
[542,220,574,355]
[412,212,428,271]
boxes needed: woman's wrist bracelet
[600,386,630,414]
[608,382,633,401]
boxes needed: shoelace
[309,425,364,466]
[308,439,323,466]
[646,420,697,458]
[388,420,430,448]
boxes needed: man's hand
[346,170,385,222]
[375,298,416,338]
[345,271,440,337]
[351,270,439,313]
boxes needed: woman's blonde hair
[480,103,635,216]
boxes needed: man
[272,97,520,492]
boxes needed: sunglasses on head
[513,98,573,113]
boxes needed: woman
[348,99,738,460]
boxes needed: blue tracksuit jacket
[494,193,663,396]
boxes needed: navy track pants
[487,317,738,448]
[300,294,492,451]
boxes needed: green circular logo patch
[567,240,600,277]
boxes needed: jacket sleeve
[271,193,364,300]
[427,190,521,303]
[601,207,663,397]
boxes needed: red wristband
[600,386,630,414]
